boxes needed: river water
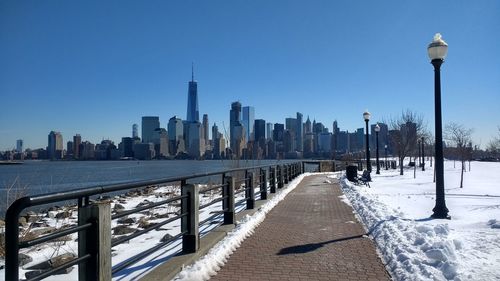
[0,159,290,201]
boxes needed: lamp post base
[431,207,450,220]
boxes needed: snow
[2,161,499,281]
[0,173,310,281]
[172,173,312,281]
[338,160,500,281]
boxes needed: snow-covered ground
[2,161,499,281]
[339,160,500,281]
[0,175,300,281]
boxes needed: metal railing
[4,161,304,281]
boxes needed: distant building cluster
[2,67,424,161]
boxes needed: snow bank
[337,161,500,281]
[340,176,460,280]
[173,173,314,281]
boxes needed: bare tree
[389,110,426,175]
[487,126,500,158]
[445,122,473,188]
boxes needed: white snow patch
[339,161,500,281]
[173,173,311,281]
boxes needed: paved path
[210,175,391,281]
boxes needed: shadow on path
[277,234,366,255]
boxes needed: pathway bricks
[210,174,391,281]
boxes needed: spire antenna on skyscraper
[191,62,194,82]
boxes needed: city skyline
[1,1,499,151]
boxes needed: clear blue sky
[1,0,499,151]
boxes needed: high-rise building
[142,116,160,144]
[254,119,266,143]
[242,106,255,142]
[296,112,303,152]
[47,131,63,160]
[266,123,273,140]
[202,114,209,146]
[121,137,135,158]
[211,123,219,145]
[230,102,242,153]
[168,116,184,155]
[186,65,199,122]
[273,123,285,142]
[80,141,95,160]
[16,139,23,153]
[66,141,74,157]
[153,128,169,158]
[73,134,81,159]
[332,120,339,153]
[305,116,312,134]
[318,132,332,153]
[187,122,204,158]
[132,124,139,139]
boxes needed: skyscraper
[230,102,242,153]
[132,124,139,139]
[16,139,23,153]
[186,65,199,122]
[73,134,81,159]
[168,116,184,155]
[47,131,63,160]
[254,119,266,143]
[266,123,273,140]
[142,116,160,144]
[296,112,303,152]
[242,106,255,142]
[211,123,219,144]
[305,116,312,134]
[202,114,209,146]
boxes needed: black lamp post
[428,33,450,219]
[384,144,388,170]
[375,124,380,174]
[421,137,425,171]
[363,111,372,175]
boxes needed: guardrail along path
[211,174,391,281]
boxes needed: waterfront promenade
[210,174,390,281]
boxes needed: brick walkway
[210,175,391,281]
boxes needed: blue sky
[1,0,499,151]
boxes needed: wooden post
[278,166,284,188]
[181,184,199,253]
[78,203,111,281]
[270,167,276,193]
[223,176,235,225]
[246,172,255,209]
[260,168,267,200]
[282,165,288,184]
[245,172,255,210]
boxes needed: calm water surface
[0,159,288,197]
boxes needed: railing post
[282,165,288,184]
[181,184,199,253]
[260,168,267,200]
[78,202,111,281]
[246,172,255,209]
[223,176,235,225]
[270,167,276,193]
[286,164,292,182]
[278,165,284,188]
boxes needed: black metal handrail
[5,161,304,281]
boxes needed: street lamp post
[421,137,425,171]
[428,33,450,219]
[384,144,388,170]
[375,124,380,174]
[363,111,372,178]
